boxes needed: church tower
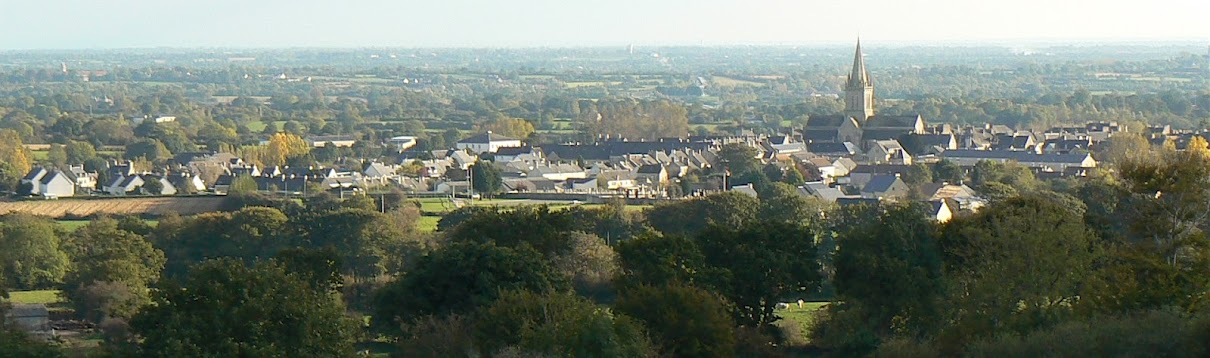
[844,40,875,121]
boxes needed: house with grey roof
[861,174,909,200]
[21,167,75,198]
[801,181,856,203]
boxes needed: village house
[20,167,75,198]
[456,131,523,154]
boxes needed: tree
[931,160,963,184]
[903,162,934,186]
[122,139,171,162]
[475,290,654,357]
[0,129,31,179]
[0,213,69,289]
[228,175,258,195]
[614,284,736,358]
[782,164,807,184]
[141,178,163,195]
[61,218,165,322]
[372,242,568,333]
[264,132,311,167]
[153,207,292,278]
[696,221,821,328]
[295,207,414,281]
[646,191,759,237]
[469,160,503,196]
[938,195,1099,346]
[65,140,97,165]
[481,117,535,139]
[758,182,830,227]
[717,143,761,178]
[817,202,945,355]
[46,144,67,167]
[130,259,357,357]
[615,231,707,290]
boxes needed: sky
[1,0,1208,49]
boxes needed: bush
[394,314,478,358]
[963,309,1209,357]
[614,284,735,358]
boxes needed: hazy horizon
[2,0,1207,50]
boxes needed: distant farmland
[0,197,226,218]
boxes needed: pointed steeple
[843,39,875,121]
[846,39,871,90]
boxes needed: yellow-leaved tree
[0,129,32,191]
[481,117,535,139]
[242,133,311,167]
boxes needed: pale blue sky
[2,0,1207,49]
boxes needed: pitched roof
[807,142,858,156]
[806,115,850,128]
[636,164,665,174]
[863,174,905,194]
[866,115,922,129]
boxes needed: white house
[386,136,417,152]
[105,175,144,195]
[456,131,523,154]
[20,167,75,198]
[306,135,357,148]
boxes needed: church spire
[846,39,871,90]
[843,39,875,121]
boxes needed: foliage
[614,284,736,358]
[0,129,32,179]
[122,138,171,162]
[474,290,654,357]
[646,191,759,237]
[131,259,358,357]
[445,205,577,257]
[697,221,820,328]
[61,218,165,321]
[615,231,707,290]
[758,182,830,227]
[479,117,535,139]
[468,160,503,196]
[0,327,63,358]
[0,213,69,289]
[937,195,1100,347]
[153,207,292,278]
[394,314,478,358]
[372,242,568,333]
[578,99,688,141]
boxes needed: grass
[244,121,285,133]
[7,290,63,304]
[57,220,91,232]
[416,216,440,233]
[30,150,49,160]
[776,301,829,345]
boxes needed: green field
[775,301,829,345]
[245,120,286,133]
[7,290,63,304]
[417,216,440,233]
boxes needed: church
[804,41,926,146]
